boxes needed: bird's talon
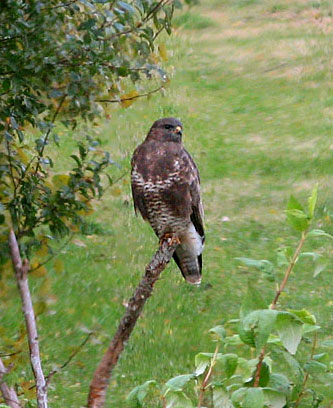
[160,233,180,246]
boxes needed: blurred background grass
[1,0,332,406]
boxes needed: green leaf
[304,360,327,375]
[194,353,213,376]
[268,373,291,396]
[231,387,248,408]
[210,325,226,342]
[275,312,303,355]
[239,309,277,351]
[118,1,136,14]
[308,229,333,240]
[285,195,309,232]
[243,388,265,408]
[216,354,238,378]
[308,184,318,218]
[213,385,233,408]
[127,380,157,405]
[165,391,193,408]
[236,358,258,381]
[286,309,316,325]
[302,324,321,334]
[281,351,304,384]
[164,374,194,393]
[263,388,286,408]
[313,353,328,362]
[236,258,275,281]
[224,334,243,347]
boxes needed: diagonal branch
[0,357,21,408]
[8,230,48,408]
[87,235,179,408]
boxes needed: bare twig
[87,235,179,408]
[0,357,21,408]
[45,332,93,388]
[8,230,48,408]
[253,230,308,387]
[253,346,266,387]
[96,85,164,104]
[0,351,21,358]
[270,231,308,310]
[30,233,74,273]
[197,343,219,408]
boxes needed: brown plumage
[131,117,205,284]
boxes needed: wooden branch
[0,357,21,408]
[87,236,179,408]
[8,230,48,408]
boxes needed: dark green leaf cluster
[0,136,113,264]
[0,0,194,265]
[0,0,193,129]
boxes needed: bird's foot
[160,233,180,247]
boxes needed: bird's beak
[175,126,182,136]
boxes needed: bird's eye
[164,124,173,130]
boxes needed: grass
[1,0,332,406]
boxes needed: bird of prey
[131,117,204,285]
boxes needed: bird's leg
[160,232,180,247]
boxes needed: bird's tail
[173,246,202,285]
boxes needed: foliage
[0,0,195,260]
[128,188,333,407]
[0,0,196,405]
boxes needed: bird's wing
[131,147,148,220]
[184,149,205,240]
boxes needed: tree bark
[8,230,48,408]
[87,236,179,408]
[0,357,21,408]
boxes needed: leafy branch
[126,186,332,408]
[253,186,318,387]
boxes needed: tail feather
[173,247,202,285]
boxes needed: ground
[1,0,332,406]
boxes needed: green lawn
[1,0,332,406]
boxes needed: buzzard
[131,117,205,285]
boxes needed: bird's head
[146,117,183,143]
